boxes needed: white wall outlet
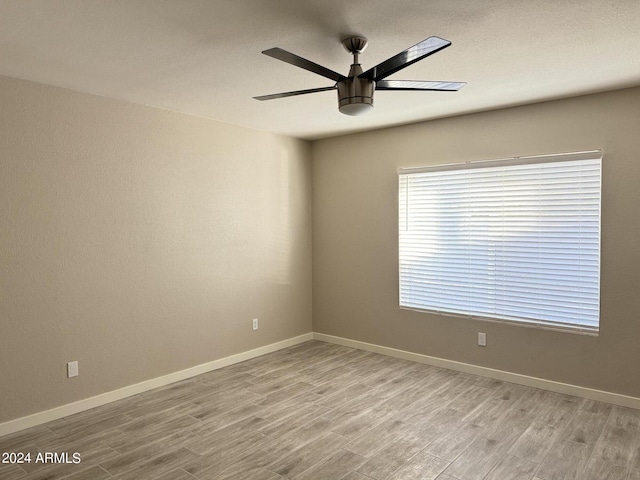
[478,332,487,347]
[67,361,79,378]
[252,318,259,330]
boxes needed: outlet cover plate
[67,361,79,378]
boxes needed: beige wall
[0,76,312,423]
[312,87,640,398]
[2,74,639,426]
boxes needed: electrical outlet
[67,361,79,378]
[478,332,487,347]
[252,318,259,330]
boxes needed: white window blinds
[398,152,601,332]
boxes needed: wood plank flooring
[1,340,639,480]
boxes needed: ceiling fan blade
[262,48,345,82]
[360,36,452,82]
[376,80,466,91]
[253,86,337,101]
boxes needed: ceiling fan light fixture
[337,71,375,116]
[339,101,374,116]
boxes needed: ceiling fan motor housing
[337,63,375,116]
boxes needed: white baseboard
[4,330,637,438]
[313,332,640,410]
[0,333,313,438]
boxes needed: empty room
[1,1,640,479]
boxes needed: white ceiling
[1,0,639,140]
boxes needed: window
[398,151,601,333]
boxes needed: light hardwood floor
[1,340,639,480]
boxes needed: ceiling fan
[254,36,466,116]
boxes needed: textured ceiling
[0,0,639,139]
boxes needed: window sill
[399,306,599,337]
